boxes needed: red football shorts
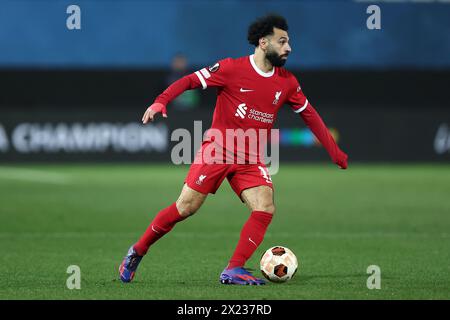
[184,143,274,197]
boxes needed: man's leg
[134,184,207,255]
[119,184,207,282]
[228,185,275,268]
[220,185,274,285]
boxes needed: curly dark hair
[247,14,289,47]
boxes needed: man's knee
[176,185,207,217]
[176,198,202,217]
[241,186,275,215]
[256,203,276,215]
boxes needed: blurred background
[0,0,449,164]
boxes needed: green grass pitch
[0,163,449,299]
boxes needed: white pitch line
[0,167,71,185]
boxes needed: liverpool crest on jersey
[273,91,282,105]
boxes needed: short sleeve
[286,76,310,113]
[193,58,232,90]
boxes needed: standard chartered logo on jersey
[234,103,274,124]
[235,103,248,119]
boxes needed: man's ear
[259,37,268,50]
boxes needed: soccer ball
[260,246,298,283]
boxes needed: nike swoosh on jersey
[240,88,254,92]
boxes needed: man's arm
[299,105,348,169]
[142,58,232,124]
[142,74,201,124]
[286,75,348,169]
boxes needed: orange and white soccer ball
[260,246,299,283]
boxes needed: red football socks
[134,203,186,256]
[227,210,273,269]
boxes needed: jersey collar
[249,54,275,78]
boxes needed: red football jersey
[191,55,310,163]
[154,54,346,168]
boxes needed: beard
[265,48,287,67]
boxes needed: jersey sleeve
[286,75,310,113]
[192,58,233,90]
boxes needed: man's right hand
[334,149,348,170]
[142,102,168,124]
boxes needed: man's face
[264,27,291,67]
